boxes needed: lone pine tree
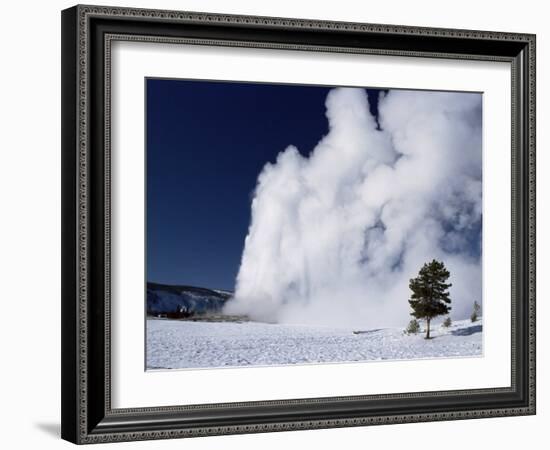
[408,259,452,339]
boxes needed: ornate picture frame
[61,4,535,444]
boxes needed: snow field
[147,318,482,370]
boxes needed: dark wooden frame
[61,4,536,444]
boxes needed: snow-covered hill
[146,318,482,370]
[146,282,232,315]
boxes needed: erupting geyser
[224,88,482,328]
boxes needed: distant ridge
[147,282,233,316]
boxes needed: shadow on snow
[451,324,482,336]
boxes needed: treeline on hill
[146,282,232,318]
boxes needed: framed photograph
[61,4,536,444]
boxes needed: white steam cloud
[225,88,482,328]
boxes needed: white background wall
[0,0,545,448]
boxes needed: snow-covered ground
[146,318,482,370]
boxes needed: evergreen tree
[408,259,452,339]
[405,319,421,335]
[470,301,481,322]
[442,316,452,328]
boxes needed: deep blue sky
[147,79,384,290]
